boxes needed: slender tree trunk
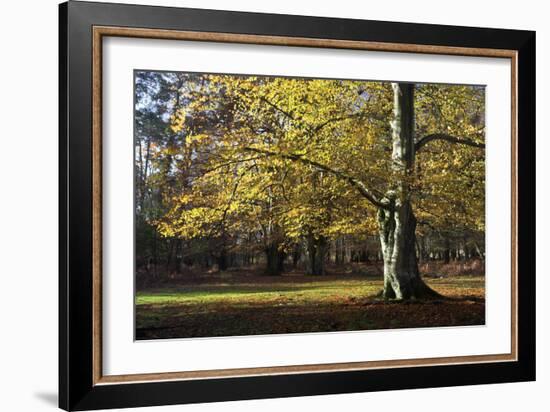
[443,237,451,264]
[277,250,286,273]
[334,238,341,264]
[474,241,485,260]
[378,83,440,300]
[152,230,158,278]
[344,236,352,264]
[140,139,151,212]
[292,243,301,268]
[169,239,183,273]
[418,235,427,262]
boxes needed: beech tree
[142,72,485,299]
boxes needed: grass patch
[136,274,485,339]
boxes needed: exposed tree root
[373,280,447,302]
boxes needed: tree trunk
[418,235,427,262]
[443,237,451,264]
[474,241,485,260]
[173,239,182,273]
[344,237,352,263]
[277,250,286,273]
[378,83,440,300]
[217,248,228,272]
[292,244,301,268]
[378,200,437,299]
[265,242,283,276]
[305,234,327,275]
[334,237,342,264]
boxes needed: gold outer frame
[92,26,518,386]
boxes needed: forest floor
[135,267,485,340]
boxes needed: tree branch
[203,156,265,174]
[415,133,485,152]
[243,146,389,210]
[312,112,366,133]
[259,97,296,121]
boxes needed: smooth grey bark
[378,83,440,300]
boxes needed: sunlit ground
[135,274,485,340]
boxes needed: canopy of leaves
[135,71,485,254]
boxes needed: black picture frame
[59,1,536,410]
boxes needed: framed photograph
[59,1,535,410]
